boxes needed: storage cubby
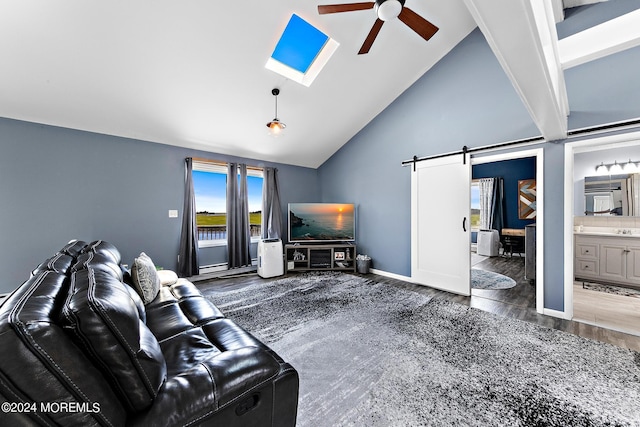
[285,243,356,272]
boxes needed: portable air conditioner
[477,229,500,257]
[257,239,284,278]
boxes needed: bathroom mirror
[583,173,640,216]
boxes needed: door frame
[472,148,544,314]
[563,130,640,320]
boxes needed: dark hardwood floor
[197,258,640,352]
[472,253,536,310]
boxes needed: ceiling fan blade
[318,2,375,14]
[398,7,439,42]
[358,18,384,55]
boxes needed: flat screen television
[288,203,356,242]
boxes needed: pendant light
[266,88,286,136]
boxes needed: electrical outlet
[168,210,178,218]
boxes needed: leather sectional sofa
[0,240,298,426]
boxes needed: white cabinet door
[411,154,470,296]
[625,245,640,285]
[599,243,627,282]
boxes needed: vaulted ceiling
[0,1,638,168]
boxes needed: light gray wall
[0,118,319,294]
[318,1,640,312]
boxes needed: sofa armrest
[129,346,282,427]
[156,270,178,286]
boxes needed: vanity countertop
[574,226,640,237]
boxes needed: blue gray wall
[318,27,539,277]
[318,1,640,312]
[0,118,319,293]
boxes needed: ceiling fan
[317,0,439,55]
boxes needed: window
[193,161,263,247]
[470,179,480,231]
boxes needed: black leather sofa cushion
[0,270,127,426]
[82,240,122,264]
[72,251,125,281]
[31,252,74,276]
[59,239,88,257]
[63,268,167,412]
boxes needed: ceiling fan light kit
[317,0,438,54]
[376,0,403,21]
[266,88,286,136]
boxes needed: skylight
[266,14,339,87]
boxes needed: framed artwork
[518,179,536,219]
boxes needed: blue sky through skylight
[265,14,338,87]
[271,14,329,74]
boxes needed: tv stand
[285,243,356,272]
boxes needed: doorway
[472,148,544,314]
[564,131,640,335]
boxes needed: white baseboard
[543,308,570,320]
[369,268,413,283]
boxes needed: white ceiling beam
[551,0,565,23]
[463,0,568,141]
[558,8,640,70]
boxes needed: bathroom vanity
[574,227,640,289]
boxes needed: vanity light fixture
[266,88,286,136]
[595,160,640,175]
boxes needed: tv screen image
[288,203,355,242]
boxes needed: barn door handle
[463,217,467,232]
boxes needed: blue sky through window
[193,171,262,213]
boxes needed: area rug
[471,268,516,290]
[582,281,640,298]
[205,272,640,426]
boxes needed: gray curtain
[261,167,283,239]
[491,178,505,235]
[178,158,199,277]
[227,163,251,268]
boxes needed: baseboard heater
[199,259,258,275]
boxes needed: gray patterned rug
[471,268,516,290]
[582,281,640,298]
[205,272,640,426]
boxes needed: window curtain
[479,177,505,232]
[490,177,505,234]
[479,178,495,230]
[227,163,251,268]
[178,158,199,277]
[261,167,283,240]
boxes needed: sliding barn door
[411,154,471,295]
